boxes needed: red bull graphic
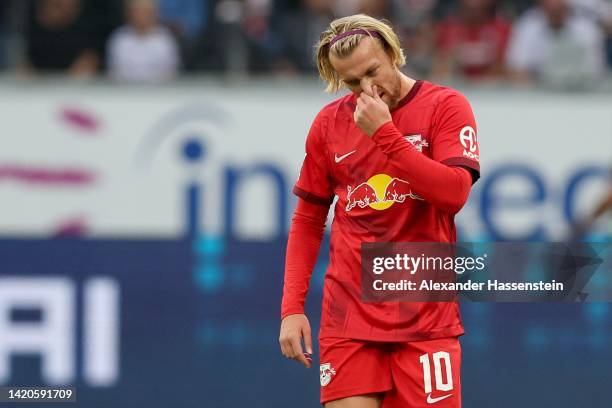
[346,174,422,211]
[384,178,419,203]
[345,182,378,211]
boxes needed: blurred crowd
[0,0,611,85]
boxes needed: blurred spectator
[330,0,391,19]
[274,0,334,74]
[210,0,280,74]
[389,0,438,29]
[23,0,100,77]
[242,0,283,72]
[107,0,181,82]
[506,0,606,85]
[389,0,437,78]
[334,0,360,16]
[158,0,207,70]
[6,0,610,78]
[401,20,437,78]
[359,0,391,18]
[431,0,512,81]
[570,0,612,67]
[159,0,207,39]
[85,0,124,70]
[0,2,8,70]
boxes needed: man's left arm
[355,87,480,214]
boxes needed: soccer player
[279,14,480,408]
[569,168,612,241]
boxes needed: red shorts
[319,337,461,407]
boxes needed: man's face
[129,1,158,33]
[40,0,80,27]
[540,0,568,27]
[329,37,402,109]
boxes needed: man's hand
[354,85,392,137]
[279,314,313,368]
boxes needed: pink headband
[328,29,383,48]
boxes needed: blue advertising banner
[0,238,611,407]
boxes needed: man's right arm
[279,198,329,368]
[279,110,333,368]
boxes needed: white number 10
[419,352,453,393]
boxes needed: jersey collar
[392,79,423,112]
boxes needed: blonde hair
[316,14,406,93]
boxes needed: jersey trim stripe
[442,157,480,183]
[293,186,335,206]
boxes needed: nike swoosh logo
[334,150,356,163]
[427,393,452,404]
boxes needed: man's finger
[286,336,298,357]
[290,337,311,367]
[360,91,374,102]
[373,85,383,101]
[354,105,362,119]
[298,352,311,368]
[289,335,302,358]
[288,336,301,356]
[280,338,289,358]
[302,325,313,355]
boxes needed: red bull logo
[346,174,421,211]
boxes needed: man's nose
[360,78,374,96]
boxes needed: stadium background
[0,0,611,407]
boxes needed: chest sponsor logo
[404,134,429,152]
[346,173,422,212]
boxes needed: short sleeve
[431,92,480,183]
[293,112,335,206]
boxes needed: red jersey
[436,17,511,78]
[292,80,480,341]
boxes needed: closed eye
[342,66,378,87]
